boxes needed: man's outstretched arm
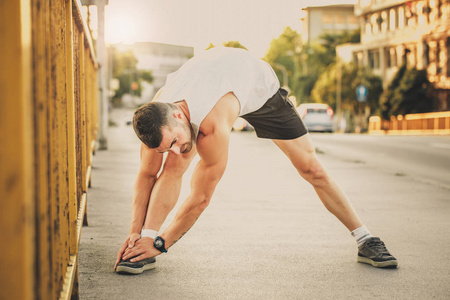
[114,144,163,269]
[122,125,230,262]
[129,144,164,234]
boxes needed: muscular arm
[122,126,230,262]
[129,143,163,234]
[161,126,230,248]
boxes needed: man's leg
[143,147,197,232]
[273,134,362,231]
[273,134,397,268]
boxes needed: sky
[104,0,357,57]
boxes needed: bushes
[380,64,434,118]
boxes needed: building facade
[301,4,360,44]
[337,0,450,111]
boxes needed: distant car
[296,103,334,133]
[232,117,254,132]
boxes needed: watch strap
[153,236,167,253]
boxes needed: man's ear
[173,110,183,120]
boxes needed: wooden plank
[54,0,71,280]
[85,47,92,170]
[48,0,63,295]
[66,0,79,258]
[72,0,97,64]
[0,1,34,299]
[80,32,88,194]
[59,255,78,300]
[31,0,53,298]
[80,32,89,226]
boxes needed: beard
[179,121,196,154]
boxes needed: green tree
[264,27,301,100]
[379,64,407,119]
[380,65,434,118]
[206,41,248,50]
[300,29,361,103]
[112,49,153,103]
[264,27,361,105]
[393,68,434,114]
[311,62,382,130]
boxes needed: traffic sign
[356,84,368,102]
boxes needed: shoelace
[367,240,390,255]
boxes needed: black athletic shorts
[240,88,308,140]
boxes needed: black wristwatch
[153,236,167,253]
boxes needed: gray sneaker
[116,257,156,274]
[357,237,398,268]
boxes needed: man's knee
[297,159,330,187]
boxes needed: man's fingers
[115,243,127,263]
[114,239,130,270]
[130,253,148,262]
[122,246,143,261]
[128,234,141,248]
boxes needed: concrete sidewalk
[79,108,450,299]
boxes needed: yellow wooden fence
[0,0,98,299]
[369,111,450,135]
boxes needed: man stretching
[114,47,397,274]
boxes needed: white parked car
[296,103,334,133]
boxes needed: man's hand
[121,237,162,262]
[114,233,141,270]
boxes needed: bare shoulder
[199,92,240,136]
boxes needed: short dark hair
[132,102,177,148]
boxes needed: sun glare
[105,10,140,44]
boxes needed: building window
[322,13,334,24]
[405,1,415,26]
[398,7,405,29]
[369,49,380,69]
[447,37,450,76]
[365,20,372,35]
[335,14,346,24]
[381,11,388,32]
[387,47,397,68]
[371,13,379,34]
[386,48,391,68]
[429,0,437,22]
[437,39,445,75]
[389,8,397,31]
[357,52,364,67]
[438,0,443,19]
[417,1,425,25]
[407,45,417,66]
[428,41,437,74]
[423,42,430,67]
[348,15,358,24]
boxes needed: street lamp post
[336,58,342,132]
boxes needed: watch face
[155,239,163,248]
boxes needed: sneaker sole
[357,256,398,268]
[116,262,156,275]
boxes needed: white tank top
[157,47,280,137]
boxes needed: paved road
[79,110,450,299]
[310,133,450,190]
